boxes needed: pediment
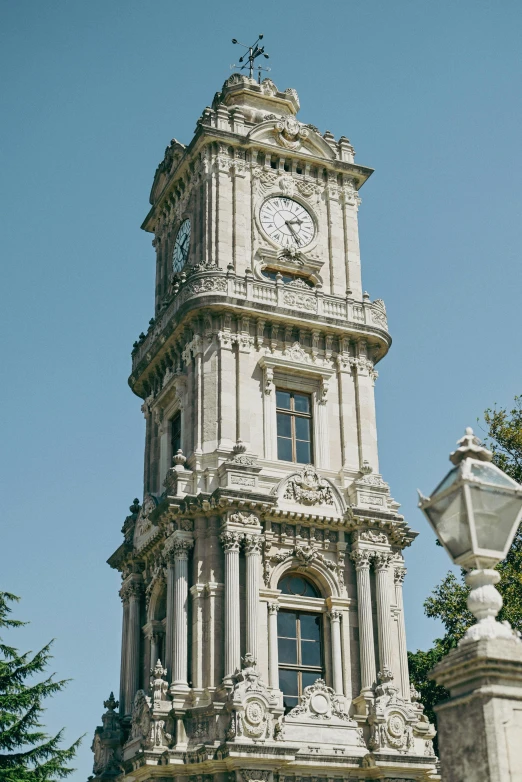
[247,119,336,160]
[272,466,345,518]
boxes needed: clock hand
[285,220,301,246]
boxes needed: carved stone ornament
[368,670,429,755]
[91,692,124,778]
[225,656,279,743]
[284,341,310,363]
[264,543,344,589]
[227,440,257,466]
[130,689,152,743]
[229,511,260,527]
[275,116,309,150]
[283,466,334,506]
[353,529,389,545]
[150,659,169,704]
[285,678,351,722]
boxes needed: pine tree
[0,591,81,781]
[408,396,522,742]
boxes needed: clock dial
[172,219,191,272]
[260,197,315,248]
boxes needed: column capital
[267,602,280,615]
[394,566,407,585]
[327,610,342,622]
[243,533,263,555]
[172,537,194,560]
[374,552,393,571]
[350,549,372,570]
[220,530,242,552]
[119,579,142,603]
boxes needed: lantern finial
[449,426,493,466]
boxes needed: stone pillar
[244,533,262,660]
[190,583,204,690]
[165,555,175,682]
[328,610,343,694]
[124,580,142,713]
[374,552,394,676]
[118,588,129,716]
[431,637,522,781]
[351,550,376,694]
[150,632,159,671]
[220,531,242,683]
[171,537,194,690]
[394,565,410,699]
[267,602,280,689]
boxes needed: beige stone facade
[91,74,439,781]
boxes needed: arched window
[277,574,324,712]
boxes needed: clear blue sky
[1,1,521,778]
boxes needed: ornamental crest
[284,466,334,506]
[275,117,309,150]
[225,655,280,743]
[368,670,431,755]
[285,678,351,722]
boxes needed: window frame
[276,389,314,465]
[277,608,324,712]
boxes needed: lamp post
[418,427,522,643]
[419,428,522,782]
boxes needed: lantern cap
[450,427,493,466]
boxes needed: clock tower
[90,73,439,781]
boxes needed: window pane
[277,611,297,637]
[300,614,321,641]
[295,417,310,441]
[279,668,298,695]
[294,394,310,413]
[278,638,297,664]
[301,640,322,667]
[171,413,181,453]
[276,390,291,410]
[277,437,293,462]
[296,440,311,464]
[302,671,321,690]
[277,413,292,437]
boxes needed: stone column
[394,565,410,699]
[351,550,376,694]
[374,552,394,677]
[190,583,204,690]
[150,632,159,671]
[328,610,343,694]
[124,580,142,713]
[165,554,175,682]
[220,531,242,683]
[267,603,280,689]
[244,533,262,661]
[171,538,194,690]
[118,588,129,716]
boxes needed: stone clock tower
[90,74,439,781]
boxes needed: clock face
[260,197,315,248]
[172,219,191,272]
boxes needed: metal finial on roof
[231,34,271,83]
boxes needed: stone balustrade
[131,268,389,371]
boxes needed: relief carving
[285,679,351,722]
[283,466,334,506]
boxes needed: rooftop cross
[231,34,270,83]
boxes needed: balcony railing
[131,269,388,370]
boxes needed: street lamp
[418,427,522,643]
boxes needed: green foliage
[408,396,522,742]
[0,592,81,781]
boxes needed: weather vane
[231,34,270,83]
